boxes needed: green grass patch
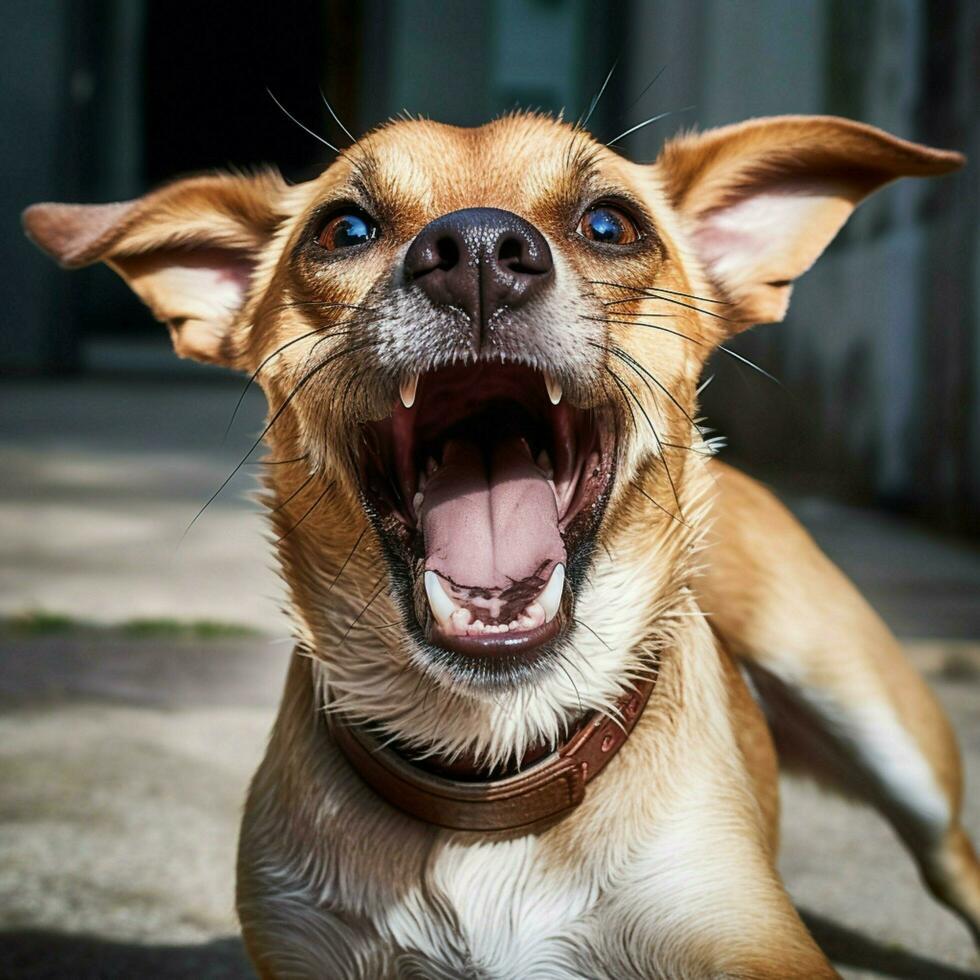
[119,617,260,639]
[2,611,261,640]
[5,610,79,634]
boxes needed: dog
[24,112,977,978]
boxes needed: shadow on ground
[2,919,977,979]
[0,930,255,980]
[802,911,980,979]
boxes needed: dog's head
[25,114,961,765]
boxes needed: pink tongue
[420,436,566,593]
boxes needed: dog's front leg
[700,462,980,946]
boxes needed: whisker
[183,339,380,539]
[713,343,782,386]
[272,471,315,514]
[341,575,389,643]
[572,616,610,650]
[623,64,667,115]
[267,299,378,315]
[598,303,681,316]
[223,326,360,442]
[326,526,367,597]
[600,346,692,515]
[278,480,336,542]
[306,314,390,362]
[634,478,689,526]
[660,440,714,457]
[318,86,356,143]
[602,363,683,518]
[592,281,731,306]
[555,655,584,715]
[582,314,698,345]
[245,454,309,466]
[628,292,731,322]
[351,620,401,632]
[604,342,705,437]
[592,288,778,384]
[606,106,694,148]
[267,88,339,152]
[578,60,618,131]
[604,364,637,434]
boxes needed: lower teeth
[423,565,563,637]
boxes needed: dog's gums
[358,359,615,660]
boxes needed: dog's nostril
[498,236,522,263]
[497,234,544,275]
[435,236,459,272]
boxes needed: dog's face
[264,115,707,686]
[25,113,960,763]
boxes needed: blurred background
[2,2,979,978]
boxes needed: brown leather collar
[330,671,657,834]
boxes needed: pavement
[2,367,980,979]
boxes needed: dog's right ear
[23,170,287,366]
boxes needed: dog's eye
[577,205,640,246]
[317,212,378,251]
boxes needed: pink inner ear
[694,187,852,293]
[205,250,253,291]
[116,246,254,324]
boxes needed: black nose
[404,207,554,349]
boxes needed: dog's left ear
[23,170,287,365]
[655,115,964,328]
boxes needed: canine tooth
[424,571,457,628]
[412,491,424,513]
[399,374,419,409]
[536,450,553,478]
[544,371,562,405]
[539,563,565,622]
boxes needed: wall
[624,0,979,530]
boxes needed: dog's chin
[354,359,616,689]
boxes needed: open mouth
[358,360,616,665]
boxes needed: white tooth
[450,607,472,633]
[536,450,553,478]
[544,371,562,406]
[426,456,438,475]
[538,563,565,622]
[412,491,424,513]
[524,603,546,629]
[399,374,419,409]
[424,571,457,628]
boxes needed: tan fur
[24,113,975,977]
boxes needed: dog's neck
[326,668,659,833]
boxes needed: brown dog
[25,113,977,978]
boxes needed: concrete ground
[2,370,980,978]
